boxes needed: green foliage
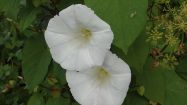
[46,96,69,105]
[137,59,166,104]
[125,32,150,72]
[27,93,45,105]
[56,0,84,10]
[19,8,41,31]
[147,0,187,69]
[48,62,66,85]
[137,58,187,105]
[22,35,51,91]
[123,93,149,105]
[0,0,84,104]
[0,0,21,20]
[176,55,187,81]
[85,0,148,54]
[32,0,49,7]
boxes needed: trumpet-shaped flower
[45,4,113,71]
[66,51,131,105]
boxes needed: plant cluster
[147,0,187,69]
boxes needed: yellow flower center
[81,28,92,40]
[96,67,110,82]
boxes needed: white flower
[66,51,131,105]
[45,4,113,71]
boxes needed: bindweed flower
[45,4,113,71]
[66,51,131,105]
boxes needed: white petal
[51,44,105,71]
[49,38,81,65]
[44,30,74,48]
[66,51,131,105]
[59,5,79,31]
[74,4,95,27]
[110,74,131,91]
[87,46,107,67]
[86,14,111,32]
[45,4,114,71]
[104,51,131,74]
[90,30,114,49]
[72,4,111,32]
[108,74,131,104]
[50,43,102,70]
[47,15,75,35]
[66,69,99,105]
[61,47,95,71]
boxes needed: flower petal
[104,51,131,74]
[87,46,107,67]
[45,4,114,71]
[66,51,131,105]
[90,30,114,49]
[59,5,79,31]
[51,44,106,71]
[85,14,111,32]
[47,15,75,35]
[45,30,74,48]
[49,38,81,66]
[60,47,95,70]
[74,4,111,32]
[74,4,95,27]
[66,69,99,105]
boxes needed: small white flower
[45,4,113,71]
[66,51,131,105]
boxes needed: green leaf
[138,62,165,104]
[123,93,149,105]
[46,97,69,105]
[125,32,149,72]
[111,44,126,61]
[49,62,66,85]
[85,0,148,53]
[27,93,44,105]
[176,56,187,81]
[32,0,48,7]
[138,58,187,105]
[22,35,51,91]
[164,70,187,105]
[56,0,84,10]
[0,0,20,20]
[19,8,40,31]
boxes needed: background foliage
[0,0,187,105]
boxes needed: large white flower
[45,4,113,71]
[66,51,131,105]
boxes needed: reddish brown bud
[150,48,160,58]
